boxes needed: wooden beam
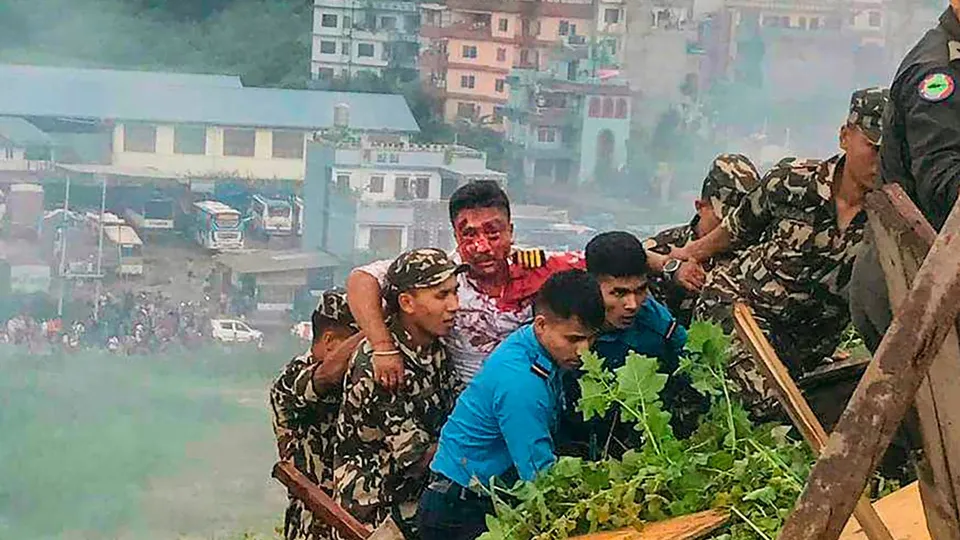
[272,461,372,540]
[863,185,960,540]
[732,303,894,540]
[779,188,960,539]
[569,509,729,540]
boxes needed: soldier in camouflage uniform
[643,154,761,326]
[334,248,465,538]
[270,291,358,540]
[672,87,889,418]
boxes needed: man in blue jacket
[559,232,708,459]
[417,270,606,540]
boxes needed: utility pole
[57,174,71,317]
[93,174,106,322]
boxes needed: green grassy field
[0,341,303,540]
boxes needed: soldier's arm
[902,67,960,228]
[681,171,775,262]
[311,332,363,389]
[269,356,314,460]
[333,357,391,524]
[346,261,406,391]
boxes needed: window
[460,75,475,88]
[365,12,376,29]
[174,125,206,155]
[320,40,337,54]
[369,175,384,193]
[781,16,790,28]
[498,18,509,32]
[537,128,556,143]
[369,228,402,253]
[569,23,577,35]
[493,105,505,124]
[414,177,430,199]
[336,174,351,191]
[869,11,881,27]
[520,49,530,64]
[615,98,628,119]
[763,15,779,27]
[604,8,620,24]
[321,13,338,28]
[495,79,505,93]
[559,20,570,36]
[272,130,304,159]
[809,17,819,29]
[588,97,601,117]
[462,45,478,58]
[395,176,411,199]
[123,123,156,153]
[358,43,375,57]
[798,17,807,30]
[380,16,396,30]
[456,102,477,119]
[220,322,233,331]
[223,128,256,157]
[342,42,350,55]
[440,177,458,199]
[344,15,352,29]
[602,97,614,117]
[496,47,507,62]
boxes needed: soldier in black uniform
[850,2,960,351]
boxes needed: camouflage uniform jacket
[644,219,736,327]
[694,155,866,398]
[333,325,460,536]
[270,352,343,540]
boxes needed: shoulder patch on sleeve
[948,41,960,63]
[512,248,546,269]
[919,72,955,102]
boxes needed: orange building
[419,0,594,130]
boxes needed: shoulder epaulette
[513,248,547,269]
[530,362,551,380]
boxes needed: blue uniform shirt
[431,324,561,488]
[593,295,687,372]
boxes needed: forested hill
[0,0,313,88]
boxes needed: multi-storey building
[311,0,421,82]
[504,46,631,185]
[303,134,505,257]
[419,0,595,129]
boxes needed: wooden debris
[272,460,373,540]
[732,303,894,540]
[840,482,930,540]
[779,186,960,539]
[570,510,729,540]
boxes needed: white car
[211,319,263,345]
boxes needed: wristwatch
[663,258,682,281]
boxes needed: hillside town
[3,1,960,540]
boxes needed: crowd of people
[1,292,213,354]
[269,3,960,535]
[267,80,888,540]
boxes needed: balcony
[420,21,493,41]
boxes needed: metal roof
[0,63,242,88]
[215,250,340,274]
[103,225,143,246]
[0,67,420,132]
[0,116,53,146]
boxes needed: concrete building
[504,47,631,185]
[419,0,595,129]
[303,131,504,259]
[0,117,54,177]
[0,64,420,184]
[311,0,421,82]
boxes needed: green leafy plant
[479,322,814,540]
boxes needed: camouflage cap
[700,153,761,219]
[385,248,467,295]
[314,289,355,328]
[847,87,889,145]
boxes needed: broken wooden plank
[840,482,930,540]
[778,187,960,539]
[272,460,372,540]
[864,185,960,540]
[732,303,893,540]
[570,509,728,540]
